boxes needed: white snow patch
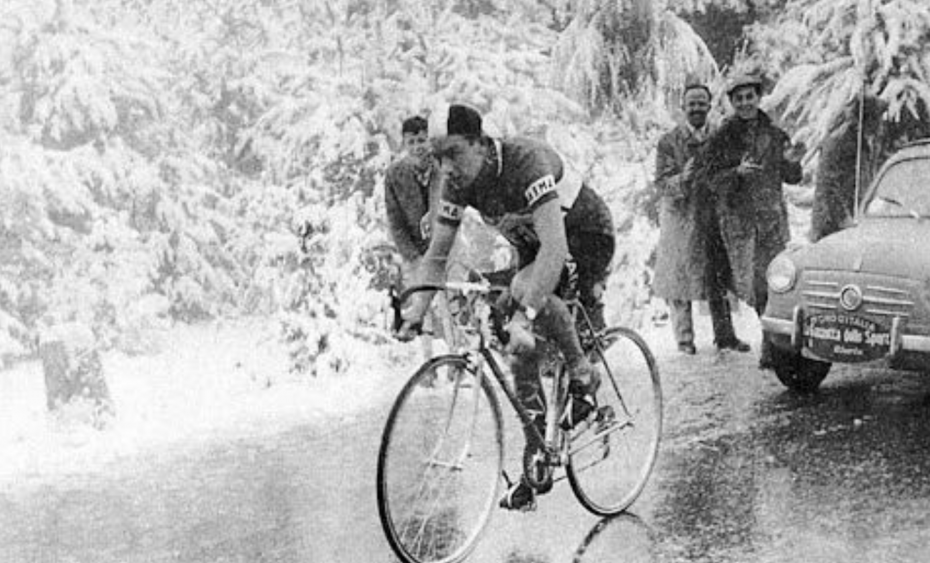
[0,317,415,486]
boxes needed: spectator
[384,115,441,281]
[653,83,749,355]
[703,73,804,369]
[384,115,446,362]
[810,94,886,242]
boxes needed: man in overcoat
[703,73,804,368]
[653,84,749,355]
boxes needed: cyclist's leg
[499,345,548,510]
[510,263,588,373]
[511,260,597,430]
[511,347,547,446]
[561,233,615,429]
[569,232,615,335]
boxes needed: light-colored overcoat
[652,124,716,301]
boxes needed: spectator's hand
[784,141,806,163]
[736,155,763,177]
[419,214,432,240]
[680,158,696,183]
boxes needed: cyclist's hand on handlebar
[394,320,421,342]
[394,292,429,342]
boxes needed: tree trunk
[39,323,114,430]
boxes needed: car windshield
[864,157,930,218]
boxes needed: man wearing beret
[400,103,615,510]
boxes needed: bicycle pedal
[498,479,538,512]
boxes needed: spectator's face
[433,135,483,188]
[729,86,760,120]
[683,88,710,129]
[403,130,430,162]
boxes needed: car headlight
[767,255,797,293]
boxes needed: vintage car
[761,139,930,392]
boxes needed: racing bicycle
[376,279,662,563]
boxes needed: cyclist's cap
[429,103,483,139]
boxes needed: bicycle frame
[379,280,662,563]
[394,282,616,468]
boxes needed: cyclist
[399,103,616,510]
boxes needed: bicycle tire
[377,355,504,563]
[567,327,662,516]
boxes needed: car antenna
[854,93,867,223]
[853,0,871,222]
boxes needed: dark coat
[384,156,440,263]
[703,111,802,306]
[652,124,716,301]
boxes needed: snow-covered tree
[551,0,720,119]
[0,0,715,385]
[752,0,930,154]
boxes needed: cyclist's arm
[402,201,461,325]
[419,219,458,285]
[518,197,567,311]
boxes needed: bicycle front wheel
[567,327,662,516]
[377,355,503,563]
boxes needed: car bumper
[761,306,930,359]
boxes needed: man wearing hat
[653,83,751,356]
[702,73,805,369]
[400,103,615,511]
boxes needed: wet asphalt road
[4,336,930,563]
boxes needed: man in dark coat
[384,115,446,362]
[703,73,804,368]
[810,95,885,242]
[384,115,442,282]
[654,84,749,355]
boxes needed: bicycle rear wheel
[567,327,662,516]
[377,355,503,563]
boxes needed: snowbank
[0,317,413,486]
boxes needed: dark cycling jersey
[436,137,614,254]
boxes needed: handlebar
[389,281,496,335]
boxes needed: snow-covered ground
[0,317,417,486]
[0,300,766,489]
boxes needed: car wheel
[770,346,831,393]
